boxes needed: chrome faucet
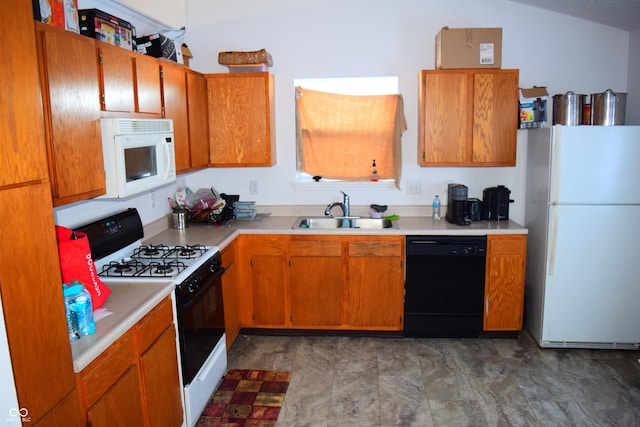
[325,191,350,217]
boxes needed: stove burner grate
[140,260,188,277]
[101,259,147,277]
[132,244,172,259]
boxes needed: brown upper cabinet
[419,69,519,167]
[98,43,162,115]
[160,62,190,172]
[35,22,106,206]
[206,72,276,167]
[186,69,210,171]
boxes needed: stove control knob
[187,275,200,293]
[464,246,475,255]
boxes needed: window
[294,77,406,187]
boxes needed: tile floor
[225,332,640,427]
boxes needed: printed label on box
[479,43,494,65]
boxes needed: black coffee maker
[446,183,470,225]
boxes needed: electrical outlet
[149,191,156,208]
[249,180,259,195]
[406,180,421,195]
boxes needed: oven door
[176,267,225,385]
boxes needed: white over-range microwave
[100,118,176,199]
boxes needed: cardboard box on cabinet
[519,87,549,129]
[78,8,134,50]
[137,31,184,64]
[34,0,79,33]
[435,27,502,69]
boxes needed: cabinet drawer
[487,235,527,256]
[349,239,403,257]
[290,239,342,256]
[136,296,173,353]
[78,331,136,407]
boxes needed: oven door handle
[196,337,226,383]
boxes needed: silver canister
[591,89,627,126]
[552,91,587,125]
[172,208,189,230]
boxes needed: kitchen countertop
[71,212,526,372]
[69,281,175,372]
[143,214,528,250]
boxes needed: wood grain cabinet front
[419,69,519,167]
[238,235,288,327]
[35,22,106,205]
[347,236,405,329]
[289,237,344,328]
[237,234,405,331]
[221,241,241,349]
[98,43,162,115]
[161,62,190,173]
[483,234,527,331]
[206,72,276,166]
[76,297,183,427]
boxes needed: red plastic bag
[55,226,111,309]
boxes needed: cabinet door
[289,238,344,327]
[135,55,162,114]
[36,23,105,205]
[187,70,210,169]
[32,389,84,427]
[222,241,241,348]
[484,234,527,331]
[87,366,146,427]
[472,71,519,165]
[240,235,287,327]
[140,327,184,427]
[0,183,76,421]
[161,63,190,172]
[0,0,48,187]
[99,43,136,112]
[207,72,276,166]
[347,237,404,329]
[419,69,518,167]
[419,71,473,165]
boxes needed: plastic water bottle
[432,195,441,220]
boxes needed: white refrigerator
[525,125,640,349]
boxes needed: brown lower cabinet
[221,241,241,349]
[484,234,527,331]
[75,297,183,427]
[237,234,405,331]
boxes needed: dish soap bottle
[432,195,441,220]
[371,160,378,182]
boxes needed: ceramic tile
[226,333,640,427]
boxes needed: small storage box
[435,27,502,69]
[34,0,79,33]
[519,87,549,128]
[136,33,183,64]
[79,9,134,50]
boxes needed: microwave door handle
[164,142,172,179]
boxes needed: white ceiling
[508,0,640,31]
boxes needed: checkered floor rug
[196,369,292,427]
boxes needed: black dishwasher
[404,235,486,338]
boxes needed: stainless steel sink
[293,216,398,229]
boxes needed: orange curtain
[295,87,406,187]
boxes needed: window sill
[292,180,396,192]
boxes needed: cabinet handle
[485,295,489,315]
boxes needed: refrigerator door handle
[548,206,559,276]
